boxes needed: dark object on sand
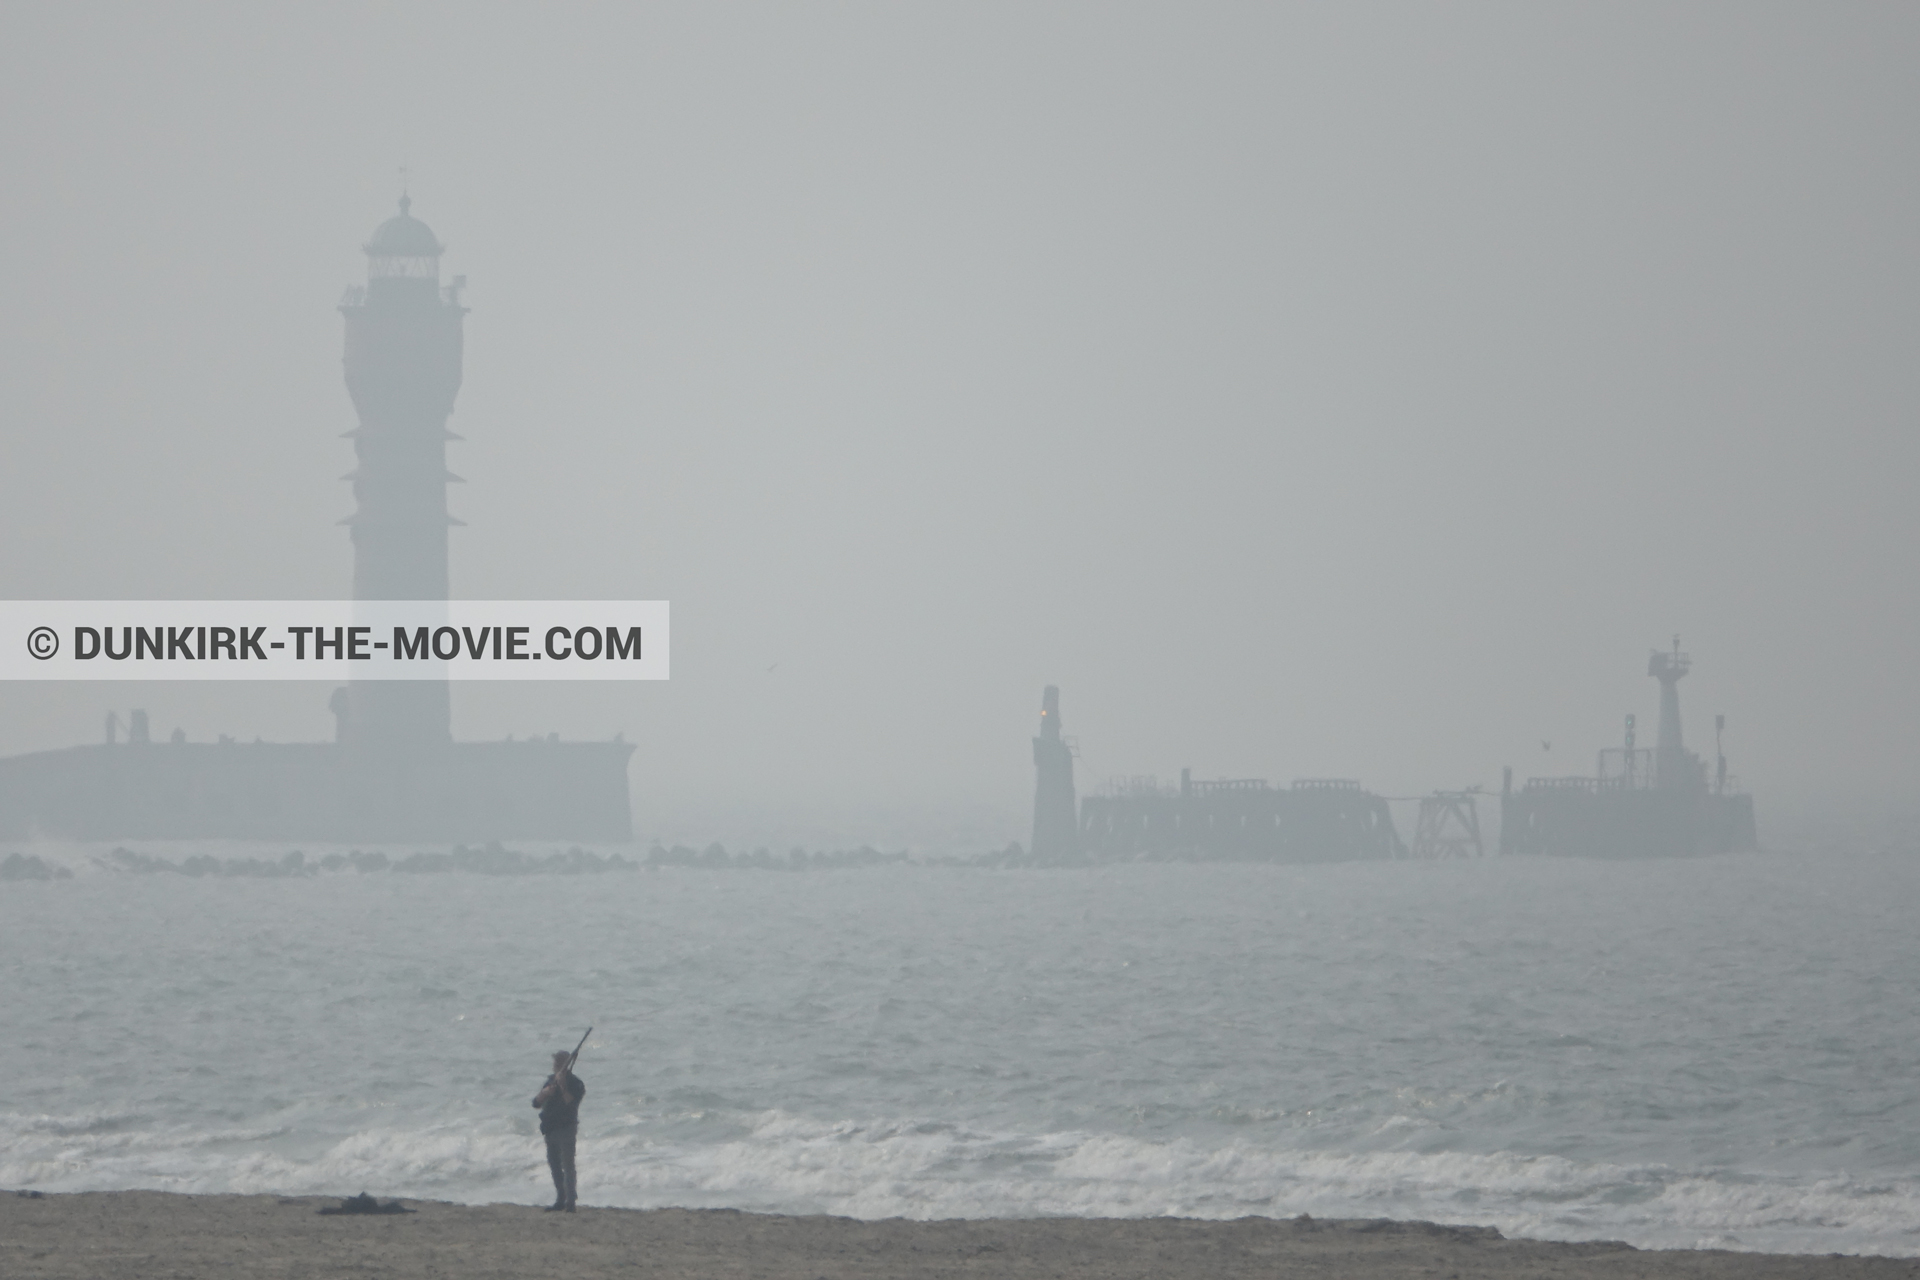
[318,1192,414,1215]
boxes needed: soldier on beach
[533,1049,586,1211]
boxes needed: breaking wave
[6,1104,1920,1255]
[7,853,1920,1256]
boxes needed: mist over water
[5,850,1918,1255]
[5,6,1920,824]
[3,10,1918,1274]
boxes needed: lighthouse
[1031,686,1079,861]
[0,198,636,842]
[336,196,465,748]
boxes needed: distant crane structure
[1410,791,1484,859]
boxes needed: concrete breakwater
[0,841,1011,880]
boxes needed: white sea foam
[4,854,1920,1254]
[6,1104,1918,1254]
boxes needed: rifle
[561,1026,592,1076]
[541,1027,592,1105]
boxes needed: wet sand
[3,1190,1915,1279]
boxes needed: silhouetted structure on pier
[0,200,634,843]
[1023,687,1404,864]
[1499,641,1757,858]
[0,738,633,843]
[1077,773,1404,863]
[1030,686,1079,862]
[1411,791,1485,859]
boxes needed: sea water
[2,850,1918,1255]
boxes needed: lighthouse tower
[336,197,465,748]
[0,199,638,844]
[1647,637,1700,793]
[1031,686,1079,861]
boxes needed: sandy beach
[1,1191,1913,1280]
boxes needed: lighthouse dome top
[362,196,443,284]
[364,195,442,257]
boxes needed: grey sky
[1,4,1914,843]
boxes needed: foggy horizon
[4,4,1917,847]
[13,8,1920,1261]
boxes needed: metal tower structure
[337,196,466,748]
[1411,791,1484,858]
[1031,686,1079,861]
[1647,636,1692,791]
